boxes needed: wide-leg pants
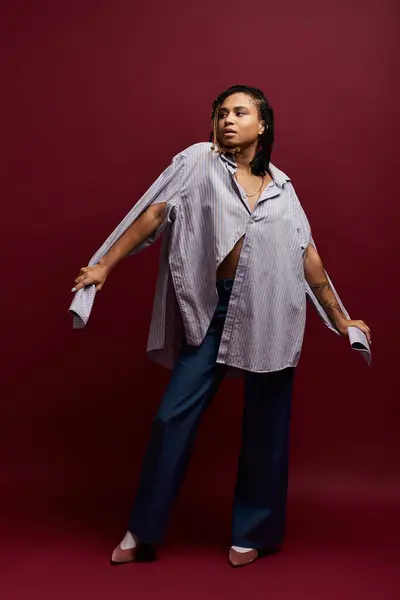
[128,277,295,549]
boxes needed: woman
[70,85,371,568]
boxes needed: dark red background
[2,1,399,598]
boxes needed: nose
[224,113,234,126]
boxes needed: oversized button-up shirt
[69,142,364,377]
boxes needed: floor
[2,474,399,600]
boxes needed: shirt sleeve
[289,184,351,334]
[69,152,185,329]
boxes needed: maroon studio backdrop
[1,0,399,597]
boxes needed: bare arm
[72,202,167,292]
[303,243,347,328]
[303,243,372,343]
[98,202,167,271]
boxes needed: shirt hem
[216,358,300,374]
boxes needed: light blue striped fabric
[69,142,352,376]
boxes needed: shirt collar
[220,152,290,189]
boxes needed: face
[217,92,265,149]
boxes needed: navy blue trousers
[128,278,295,549]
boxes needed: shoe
[110,544,138,565]
[110,538,157,565]
[228,547,259,568]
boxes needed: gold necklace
[236,175,264,198]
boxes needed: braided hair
[209,85,274,177]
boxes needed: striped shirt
[69,141,352,377]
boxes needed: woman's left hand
[336,319,372,345]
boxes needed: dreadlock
[209,84,274,177]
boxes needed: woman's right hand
[71,263,109,293]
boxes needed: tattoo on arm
[320,300,342,314]
[310,280,332,294]
[310,279,344,318]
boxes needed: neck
[233,140,258,174]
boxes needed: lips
[223,130,237,135]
